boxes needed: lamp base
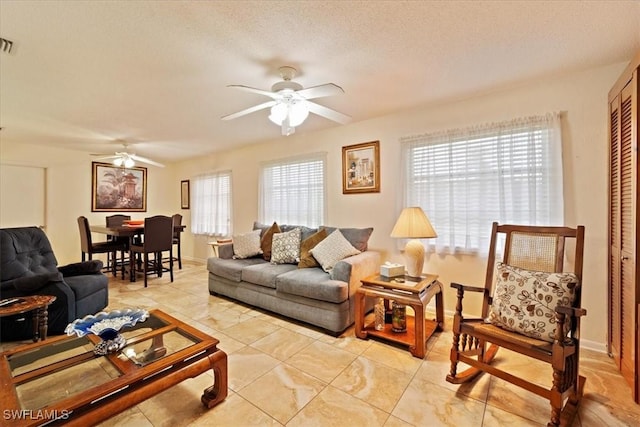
[404,239,425,278]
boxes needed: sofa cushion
[260,222,281,261]
[232,229,263,259]
[310,230,361,272]
[254,222,318,242]
[207,256,266,282]
[276,268,348,303]
[298,229,328,269]
[320,227,373,252]
[5,272,63,292]
[242,262,298,289]
[271,228,301,264]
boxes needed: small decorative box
[380,262,405,278]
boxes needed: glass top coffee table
[0,309,227,426]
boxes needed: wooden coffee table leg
[410,303,426,359]
[40,305,49,340]
[201,349,228,408]
[32,308,41,342]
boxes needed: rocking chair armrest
[555,305,587,317]
[450,282,486,294]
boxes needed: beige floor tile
[96,407,153,427]
[135,373,219,427]
[187,392,282,426]
[250,328,315,360]
[482,404,545,426]
[486,377,551,425]
[287,386,389,427]
[227,345,281,391]
[286,341,358,383]
[383,415,414,427]
[361,341,423,376]
[331,356,413,412]
[319,329,374,355]
[577,397,640,427]
[216,316,281,344]
[238,363,327,424]
[392,377,485,427]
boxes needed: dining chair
[129,215,174,287]
[447,222,586,427]
[105,214,131,279]
[171,213,183,269]
[77,216,127,276]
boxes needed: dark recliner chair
[0,226,109,341]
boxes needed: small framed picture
[342,141,380,194]
[181,180,190,209]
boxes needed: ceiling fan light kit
[91,142,165,168]
[222,66,351,136]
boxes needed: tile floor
[3,260,639,426]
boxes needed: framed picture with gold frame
[342,140,380,194]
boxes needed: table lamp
[390,207,437,278]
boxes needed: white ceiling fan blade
[221,100,277,121]
[131,154,165,168]
[296,83,344,100]
[91,154,119,160]
[227,85,279,99]
[306,101,352,124]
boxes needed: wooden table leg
[410,302,426,358]
[435,284,445,330]
[201,349,228,408]
[32,308,40,342]
[355,290,367,339]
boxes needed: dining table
[90,223,186,282]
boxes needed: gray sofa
[207,224,380,334]
[1,226,109,341]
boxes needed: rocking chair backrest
[481,222,585,319]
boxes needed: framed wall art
[91,162,147,212]
[181,179,190,209]
[342,140,380,194]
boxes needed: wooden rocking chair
[446,222,586,427]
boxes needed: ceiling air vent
[1,37,14,54]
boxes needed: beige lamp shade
[391,207,437,278]
[390,207,437,239]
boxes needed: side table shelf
[355,274,444,359]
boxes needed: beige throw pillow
[232,229,262,259]
[487,262,579,343]
[310,230,360,272]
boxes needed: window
[401,113,564,254]
[259,153,326,227]
[191,170,232,236]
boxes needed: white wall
[0,61,626,350]
[175,62,626,351]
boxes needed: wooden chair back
[142,215,173,253]
[106,214,131,227]
[77,216,93,252]
[481,223,585,319]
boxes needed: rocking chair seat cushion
[487,262,578,343]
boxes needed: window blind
[191,170,232,236]
[259,153,326,227]
[401,113,564,254]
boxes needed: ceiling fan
[91,142,165,168]
[222,66,351,136]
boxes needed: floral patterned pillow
[271,228,301,264]
[487,262,579,343]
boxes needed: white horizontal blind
[401,113,563,254]
[259,153,326,227]
[191,170,232,236]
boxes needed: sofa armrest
[218,243,235,259]
[331,251,381,297]
[1,272,64,293]
[58,260,104,277]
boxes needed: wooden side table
[0,295,56,341]
[355,274,444,358]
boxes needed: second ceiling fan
[222,66,351,136]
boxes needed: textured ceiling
[1,1,639,163]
